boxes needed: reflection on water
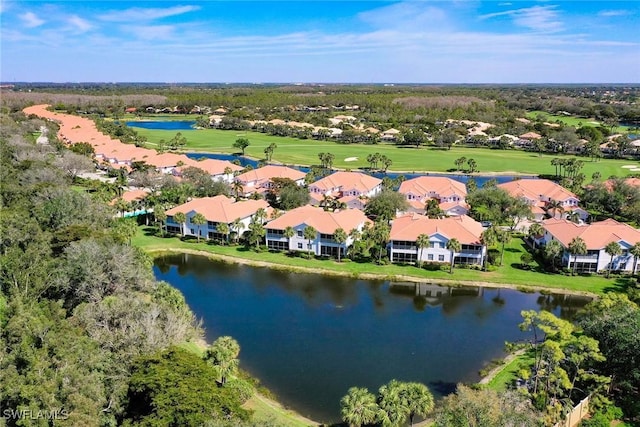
[153,253,591,423]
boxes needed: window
[438,255,445,262]
[427,254,434,261]
[297,230,303,237]
[297,243,303,249]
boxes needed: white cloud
[481,5,563,32]
[124,25,176,40]
[598,10,631,17]
[19,11,44,28]
[68,15,92,32]
[99,5,200,22]
[358,2,453,31]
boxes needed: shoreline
[145,246,598,298]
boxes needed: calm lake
[153,254,591,423]
[126,120,196,130]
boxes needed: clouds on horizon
[1,1,638,83]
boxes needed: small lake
[153,254,591,423]
[126,120,196,130]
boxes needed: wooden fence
[553,395,590,427]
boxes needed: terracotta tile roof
[603,177,640,191]
[236,165,306,184]
[119,189,150,203]
[265,205,370,234]
[390,214,484,244]
[23,105,243,176]
[519,132,542,139]
[310,171,381,194]
[166,195,270,223]
[498,179,578,202]
[543,218,640,249]
[399,176,467,199]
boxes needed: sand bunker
[622,165,637,169]
[344,157,358,162]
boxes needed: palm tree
[480,227,498,271]
[415,234,430,268]
[303,226,317,259]
[496,229,511,267]
[566,211,581,223]
[630,242,640,276]
[231,217,244,244]
[528,223,544,248]
[232,180,244,200]
[340,387,381,427]
[402,382,434,427]
[544,239,563,271]
[253,207,267,224]
[283,226,295,251]
[333,228,347,262]
[446,238,462,273]
[467,158,477,173]
[247,219,265,250]
[377,380,410,427]
[204,336,240,386]
[568,236,587,275]
[154,205,167,236]
[217,222,229,245]
[173,211,186,236]
[546,199,564,219]
[113,197,130,218]
[604,241,622,278]
[424,199,444,218]
[191,212,207,242]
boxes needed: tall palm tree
[377,380,410,427]
[528,223,545,248]
[154,205,167,236]
[283,226,295,251]
[173,211,186,236]
[231,217,244,244]
[232,180,244,200]
[566,211,581,223]
[480,227,498,271]
[340,387,381,427]
[401,382,434,427]
[496,229,511,267]
[333,228,347,262]
[190,212,207,242]
[568,236,587,275]
[217,222,229,245]
[204,336,240,386]
[415,234,430,268]
[544,239,563,271]
[604,241,622,278]
[546,199,564,219]
[303,226,317,259]
[630,242,640,276]
[446,238,462,273]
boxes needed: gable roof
[543,218,640,249]
[265,205,369,235]
[310,171,381,193]
[236,165,306,184]
[399,176,467,199]
[390,214,484,244]
[166,195,269,223]
[498,179,578,202]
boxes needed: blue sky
[1,1,639,83]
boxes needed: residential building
[540,218,640,273]
[498,179,587,221]
[165,195,270,240]
[388,214,486,265]
[398,176,468,216]
[235,165,306,196]
[309,171,382,209]
[265,205,370,257]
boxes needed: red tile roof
[310,171,381,193]
[399,176,467,199]
[265,205,370,234]
[390,214,484,244]
[542,218,640,249]
[498,179,578,202]
[236,165,306,184]
[166,195,270,223]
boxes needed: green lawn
[133,127,638,178]
[134,226,629,296]
[526,110,631,133]
[485,350,535,392]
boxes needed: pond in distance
[153,253,591,424]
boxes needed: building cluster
[25,104,640,275]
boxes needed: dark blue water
[153,254,590,423]
[126,120,196,130]
[185,152,524,187]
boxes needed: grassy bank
[526,110,631,133]
[132,127,637,178]
[134,226,630,296]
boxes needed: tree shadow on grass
[603,276,638,294]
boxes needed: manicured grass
[134,226,627,296]
[485,350,535,392]
[527,110,631,133]
[133,127,638,178]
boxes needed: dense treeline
[0,112,253,426]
